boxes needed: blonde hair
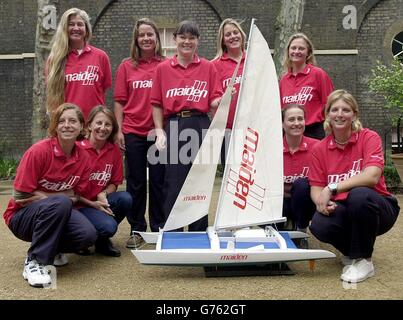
[48,103,85,138]
[213,18,246,60]
[130,18,163,67]
[46,8,92,114]
[323,89,363,134]
[282,33,316,74]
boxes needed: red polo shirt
[309,128,390,201]
[211,53,245,129]
[3,138,91,225]
[150,54,222,116]
[77,139,124,201]
[64,45,112,119]
[114,57,164,136]
[283,135,319,183]
[279,64,334,125]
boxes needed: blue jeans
[79,191,132,238]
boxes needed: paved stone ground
[0,178,402,300]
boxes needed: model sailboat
[132,21,335,266]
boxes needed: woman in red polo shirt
[309,89,400,283]
[4,103,97,288]
[78,106,132,257]
[282,104,318,238]
[46,8,112,119]
[279,33,334,139]
[211,18,246,165]
[114,18,165,248]
[151,20,222,231]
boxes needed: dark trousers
[163,115,210,231]
[309,187,399,258]
[9,195,97,265]
[283,178,315,229]
[304,122,325,140]
[79,191,132,238]
[124,133,165,232]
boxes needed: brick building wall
[0,0,400,157]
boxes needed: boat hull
[132,248,335,266]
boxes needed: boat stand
[203,263,295,277]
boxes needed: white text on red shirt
[65,65,99,85]
[327,159,362,183]
[282,86,313,105]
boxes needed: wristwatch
[327,183,338,196]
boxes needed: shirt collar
[78,139,113,153]
[283,136,310,153]
[221,51,246,63]
[328,132,359,149]
[170,54,201,68]
[51,137,80,160]
[70,44,91,55]
[286,64,312,78]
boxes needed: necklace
[334,138,349,145]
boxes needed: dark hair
[86,105,119,143]
[173,20,200,38]
[130,17,163,67]
[281,104,306,122]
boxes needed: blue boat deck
[161,232,297,250]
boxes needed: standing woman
[114,18,165,248]
[151,20,222,231]
[309,89,399,283]
[211,18,246,164]
[3,103,97,288]
[282,104,318,234]
[78,106,132,257]
[46,8,112,119]
[279,33,334,139]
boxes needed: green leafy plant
[0,158,18,179]
[368,58,403,125]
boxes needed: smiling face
[327,99,356,133]
[137,23,157,56]
[57,109,83,142]
[88,112,114,143]
[282,106,305,137]
[288,38,309,67]
[68,14,87,48]
[223,23,242,53]
[174,32,199,59]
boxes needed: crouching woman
[3,103,97,288]
[308,89,399,283]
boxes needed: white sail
[214,22,284,230]
[162,61,241,231]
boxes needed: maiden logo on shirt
[166,80,208,102]
[65,65,100,85]
[223,75,242,88]
[89,164,113,187]
[132,79,153,89]
[328,159,362,183]
[282,86,313,105]
[39,176,80,191]
[284,167,309,183]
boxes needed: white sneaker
[340,259,375,283]
[23,259,52,287]
[53,253,68,267]
[340,255,353,266]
